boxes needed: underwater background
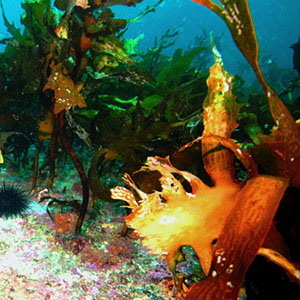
[2,0,300,76]
[0,0,300,299]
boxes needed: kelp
[111,2,300,299]
[185,0,300,298]
[0,1,299,295]
[112,44,299,299]
[138,27,181,74]
[186,175,288,299]
[87,87,205,202]
[156,46,205,85]
[43,62,86,114]
[0,0,209,235]
[0,0,149,235]
[191,0,300,188]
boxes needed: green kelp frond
[156,46,206,85]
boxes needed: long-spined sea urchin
[0,182,31,218]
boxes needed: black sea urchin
[0,182,31,218]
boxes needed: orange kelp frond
[110,186,139,210]
[37,111,54,141]
[55,18,69,39]
[180,134,258,179]
[257,247,300,282]
[193,0,300,165]
[266,90,300,163]
[186,175,289,300]
[192,0,264,88]
[80,33,93,53]
[201,42,243,184]
[43,63,86,114]
[191,0,223,15]
[111,156,240,275]
[74,0,90,9]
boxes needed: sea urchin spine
[0,182,31,218]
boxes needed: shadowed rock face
[291,37,300,76]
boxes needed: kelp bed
[0,0,300,299]
[0,174,179,300]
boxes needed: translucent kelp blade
[179,134,258,179]
[257,248,300,282]
[204,134,258,178]
[191,0,223,15]
[186,175,288,300]
[43,62,86,114]
[266,90,300,162]
[111,155,241,275]
[192,0,300,185]
[192,0,264,85]
[145,156,208,194]
[201,43,242,184]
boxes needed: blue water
[1,0,300,77]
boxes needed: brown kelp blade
[192,0,300,183]
[179,134,258,179]
[186,175,288,300]
[192,0,263,85]
[266,91,300,163]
